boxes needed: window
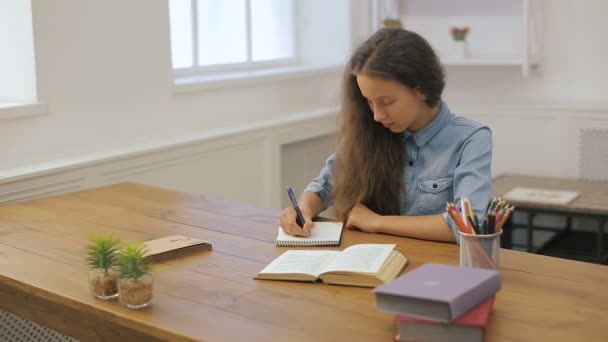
[169,0,295,73]
[0,0,38,109]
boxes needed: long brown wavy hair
[332,28,445,220]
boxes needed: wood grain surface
[1,182,607,341]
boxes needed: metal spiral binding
[276,240,335,247]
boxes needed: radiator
[580,129,608,181]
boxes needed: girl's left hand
[345,204,382,233]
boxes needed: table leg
[501,215,513,249]
[526,212,536,253]
[598,218,606,263]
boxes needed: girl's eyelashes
[365,98,395,108]
[366,98,395,106]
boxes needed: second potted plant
[117,242,153,309]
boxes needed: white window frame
[173,0,298,78]
[0,0,45,121]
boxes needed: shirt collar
[403,100,451,147]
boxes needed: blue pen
[286,186,305,228]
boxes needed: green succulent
[117,242,150,281]
[86,235,120,274]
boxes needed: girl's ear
[414,87,427,102]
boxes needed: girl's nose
[373,106,386,122]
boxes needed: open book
[276,221,343,247]
[255,244,408,287]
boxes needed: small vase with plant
[450,26,471,59]
[117,242,153,309]
[86,235,120,300]
[450,26,470,42]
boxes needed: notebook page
[276,221,343,247]
[322,244,396,274]
[258,250,340,278]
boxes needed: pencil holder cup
[459,230,502,270]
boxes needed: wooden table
[1,183,607,341]
[493,174,608,263]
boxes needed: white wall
[0,0,345,171]
[1,0,608,208]
[0,0,37,104]
[298,0,352,65]
[441,0,608,179]
[0,0,355,207]
[444,0,608,105]
[281,134,336,209]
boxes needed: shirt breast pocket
[417,176,454,214]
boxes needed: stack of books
[373,263,501,342]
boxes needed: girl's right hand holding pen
[279,207,314,237]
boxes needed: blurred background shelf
[442,56,524,66]
[371,0,543,76]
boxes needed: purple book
[373,263,501,322]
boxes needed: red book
[394,296,495,342]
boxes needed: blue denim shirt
[304,101,493,242]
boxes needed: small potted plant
[450,26,470,42]
[450,26,471,59]
[117,242,153,309]
[86,235,120,300]
[383,18,403,28]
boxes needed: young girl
[279,28,492,243]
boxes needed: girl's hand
[345,204,382,233]
[279,207,314,236]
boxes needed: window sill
[0,103,47,121]
[173,64,344,94]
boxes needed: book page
[258,250,340,278]
[322,244,396,274]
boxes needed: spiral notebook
[276,221,343,247]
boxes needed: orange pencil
[446,202,472,234]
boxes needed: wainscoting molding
[0,107,339,208]
[454,103,608,179]
[2,103,607,210]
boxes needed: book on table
[394,296,495,342]
[255,244,408,287]
[374,263,500,322]
[142,235,212,261]
[276,221,343,247]
[503,186,579,205]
